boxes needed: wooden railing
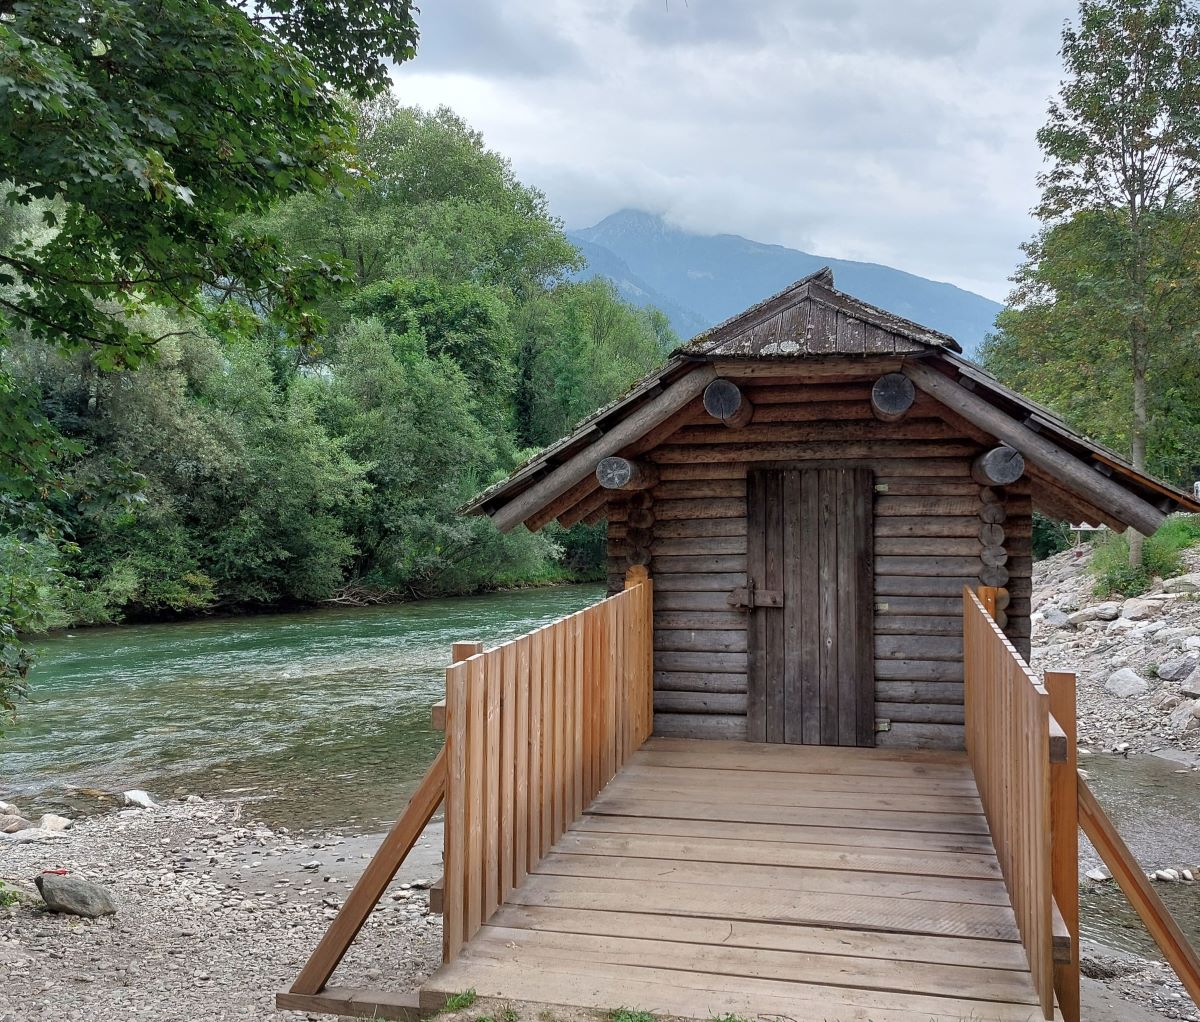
[963,587,1067,1022]
[281,569,653,1011]
[441,569,653,960]
[965,586,1200,1022]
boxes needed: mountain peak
[578,208,676,243]
[567,211,1002,356]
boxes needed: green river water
[2,584,603,832]
[4,581,1200,960]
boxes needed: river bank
[0,797,443,1022]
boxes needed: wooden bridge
[280,570,1200,1022]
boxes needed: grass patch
[709,1016,753,1022]
[499,1007,519,1022]
[443,990,478,1012]
[1090,514,1200,597]
[0,881,19,908]
[609,1011,658,1022]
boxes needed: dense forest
[1,98,673,637]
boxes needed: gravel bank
[0,798,443,1022]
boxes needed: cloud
[392,0,1080,301]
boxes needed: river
[3,584,604,832]
[5,583,1199,960]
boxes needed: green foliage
[1032,512,1076,560]
[0,1,416,365]
[3,100,668,653]
[0,880,20,908]
[442,990,477,1012]
[984,0,1200,505]
[608,1011,658,1022]
[1090,514,1200,595]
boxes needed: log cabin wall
[605,376,1033,751]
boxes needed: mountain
[567,210,1003,357]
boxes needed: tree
[0,0,417,723]
[986,0,1200,564]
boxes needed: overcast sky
[392,1,1080,302]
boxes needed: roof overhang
[463,271,1199,534]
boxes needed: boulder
[1168,700,1199,732]
[37,814,72,832]
[34,874,117,918]
[0,800,18,816]
[1157,654,1200,683]
[0,814,34,834]
[1041,607,1071,628]
[122,789,157,809]
[1122,598,1160,620]
[1105,668,1149,698]
[1071,603,1122,625]
[1107,617,1137,634]
[1164,573,1200,594]
[1181,667,1200,699]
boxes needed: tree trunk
[1128,323,1149,568]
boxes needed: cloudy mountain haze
[568,209,1004,355]
[391,0,1080,303]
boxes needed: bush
[1090,514,1200,597]
[1032,513,1074,560]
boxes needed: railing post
[1046,670,1080,1022]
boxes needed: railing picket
[527,629,542,872]
[483,647,501,921]
[464,655,485,941]
[573,613,585,817]
[540,622,554,857]
[499,639,516,901]
[443,662,468,961]
[514,635,530,891]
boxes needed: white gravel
[0,798,443,1022]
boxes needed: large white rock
[1105,668,1149,698]
[123,789,158,809]
[1164,573,1200,594]
[1070,603,1122,625]
[1122,598,1160,620]
[37,813,72,832]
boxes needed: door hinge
[875,601,889,612]
[874,483,890,494]
[875,718,892,733]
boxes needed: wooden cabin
[282,271,1200,1022]
[465,268,1199,751]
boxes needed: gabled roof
[463,272,1200,533]
[679,267,963,357]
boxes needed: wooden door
[746,467,875,746]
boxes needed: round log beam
[870,373,916,423]
[596,456,659,491]
[980,564,1010,587]
[980,502,1007,525]
[628,508,655,530]
[981,545,1009,567]
[971,445,1026,487]
[979,523,1006,546]
[703,379,754,429]
[628,546,652,566]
